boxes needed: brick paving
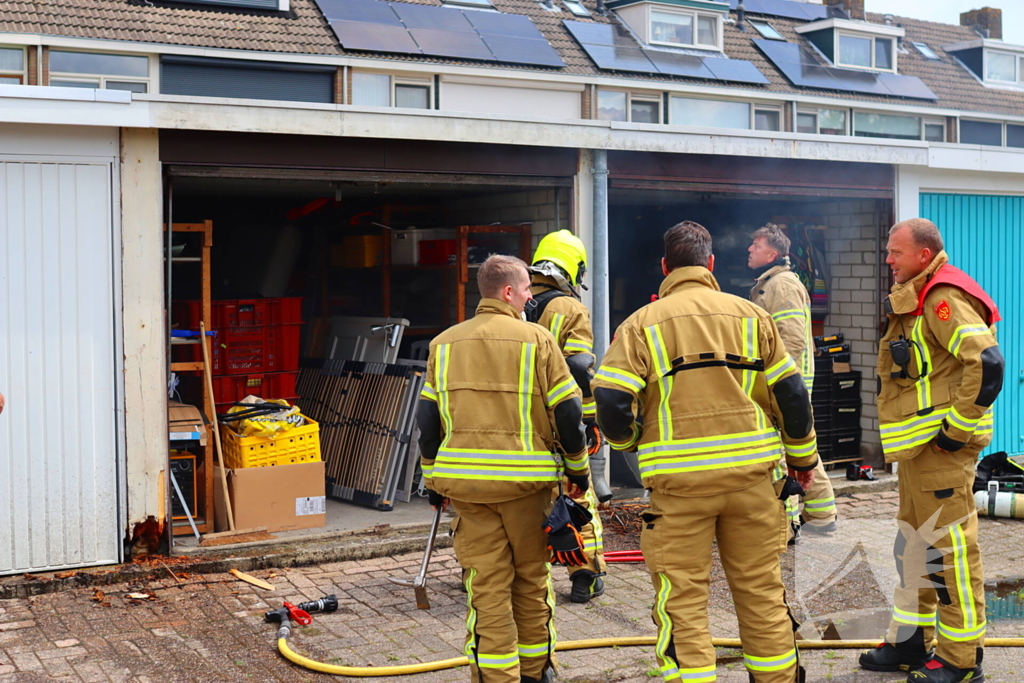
[0,490,1022,683]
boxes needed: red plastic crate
[419,239,457,265]
[173,297,303,329]
[212,371,300,407]
[180,324,301,374]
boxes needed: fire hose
[269,594,1024,677]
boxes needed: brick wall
[820,199,889,458]
[41,46,49,86]
[26,46,37,86]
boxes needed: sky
[864,0,1024,44]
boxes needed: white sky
[864,1,1024,45]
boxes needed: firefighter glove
[426,489,446,508]
[566,472,590,494]
[547,526,588,567]
[586,423,602,455]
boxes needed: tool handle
[297,595,338,614]
[419,505,443,578]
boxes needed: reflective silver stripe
[911,317,932,410]
[420,383,437,401]
[951,524,979,630]
[476,652,519,668]
[744,648,797,672]
[937,621,986,641]
[546,377,576,407]
[765,356,797,385]
[437,344,454,447]
[520,343,537,451]
[639,429,778,455]
[548,312,566,345]
[438,449,556,462]
[639,445,782,475]
[565,338,593,353]
[893,606,936,626]
[645,324,674,443]
[947,406,981,432]
[595,366,646,392]
[517,643,550,657]
[947,324,990,357]
[803,498,836,511]
[771,308,805,322]
[678,666,716,681]
[432,465,559,480]
[784,440,817,458]
[563,454,589,473]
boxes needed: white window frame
[959,119,1006,147]
[561,0,590,17]
[983,49,1020,84]
[796,107,849,136]
[352,71,435,110]
[852,109,924,141]
[441,0,493,8]
[749,20,784,42]
[628,92,662,124]
[753,104,782,132]
[835,31,896,73]
[0,45,26,84]
[668,94,752,130]
[923,118,946,143]
[48,49,151,92]
[647,6,723,51]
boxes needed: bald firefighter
[748,224,838,540]
[593,221,818,683]
[859,219,1003,683]
[527,230,610,603]
[417,254,589,683]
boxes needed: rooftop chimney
[824,0,864,21]
[960,7,1002,40]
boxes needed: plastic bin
[817,428,862,462]
[178,324,302,374]
[212,371,300,407]
[390,228,456,265]
[419,239,458,265]
[220,416,321,468]
[174,297,303,329]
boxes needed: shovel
[388,504,443,609]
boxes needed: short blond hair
[751,223,790,258]
[890,218,944,254]
[477,254,528,299]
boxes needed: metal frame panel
[0,153,124,575]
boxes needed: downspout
[591,149,609,362]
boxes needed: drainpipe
[592,149,610,362]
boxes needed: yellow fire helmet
[532,230,589,286]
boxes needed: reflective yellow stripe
[677,666,716,682]
[477,652,519,669]
[639,428,782,476]
[544,569,557,656]
[880,410,947,454]
[563,453,589,473]
[582,397,596,418]
[654,573,680,681]
[771,308,805,322]
[977,409,995,435]
[741,317,768,430]
[951,524,979,630]
[784,440,817,459]
[546,377,576,407]
[433,448,560,481]
[765,355,798,386]
[420,382,437,401]
[518,643,550,658]
[911,317,932,410]
[565,338,593,353]
[645,324,674,444]
[548,312,566,346]
[893,606,936,626]
[421,461,435,477]
[803,497,836,513]
[519,342,537,451]
[437,344,454,447]
[947,324,990,358]
[607,423,640,451]
[937,621,987,641]
[947,406,981,433]
[744,648,797,672]
[465,567,479,663]
[594,366,645,393]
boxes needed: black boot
[521,667,554,683]
[569,570,605,603]
[908,649,985,683]
[859,627,932,672]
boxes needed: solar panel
[729,0,828,21]
[704,57,769,84]
[754,39,937,99]
[642,49,715,78]
[410,27,494,60]
[484,35,564,67]
[464,10,539,38]
[563,20,636,48]
[317,0,402,25]
[585,45,658,73]
[389,2,475,32]
[328,20,422,54]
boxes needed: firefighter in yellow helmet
[417,254,589,683]
[594,221,818,683]
[528,229,610,603]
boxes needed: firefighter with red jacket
[859,219,1003,683]
[594,221,819,683]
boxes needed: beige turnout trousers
[642,479,803,683]
[884,443,986,669]
[452,488,556,683]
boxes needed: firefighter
[748,224,838,541]
[859,219,1003,683]
[593,221,819,683]
[417,254,589,683]
[528,229,610,603]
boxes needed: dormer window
[986,51,1019,83]
[795,18,904,73]
[608,0,727,52]
[946,39,1024,88]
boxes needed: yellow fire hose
[275,623,1024,677]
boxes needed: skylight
[562,0,590,17]
[750,20,784,41]
[913,42,940,60]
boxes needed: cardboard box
[169,400,208,446]
[213,461,326,533]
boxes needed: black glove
[585,423,602,455]
[427,488,446,508]
[546,526,588,567]
[566,473,590,494]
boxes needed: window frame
[753,105,782,132]
[749,20,784,41]
[796,107,849,136]
[668,94,751,130]
[852,110,924,141]
[835,31,896,73]
[912,42,940,61]
[648,6,723,51]
[0,46,26,84]
[48,49,151,92]
[351,71,435,110]
[923,118,946,143]
[561,0,590,17]
[984,49,1019,84]
[959,119,1005,147]
[596,89,663,124]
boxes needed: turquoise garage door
[921,193,1022,458]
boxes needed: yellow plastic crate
[220,416,322,468]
